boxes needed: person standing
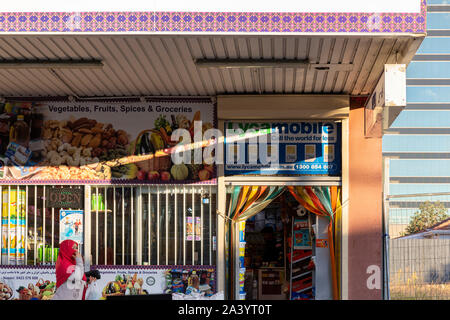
[83,270,101,300]
[52,239,86,300]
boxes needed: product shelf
[293,286,313,294]
[292,270,313,280]
[292,254,312,264]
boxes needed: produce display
[164,269,215,296]
[35,118,131,180]
[0,101,216,183]
[0,278,56,300]
[101,273,145,298]
[0,280,13,300]
[131,111,215,182]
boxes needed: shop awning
[0,34,423,98]
[0,1,426,99]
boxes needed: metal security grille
[386,192,450,300]
[0,184,217,267]
[0,185,84,266]
[88,185,217,266]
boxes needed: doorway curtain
[287,186,341,300]
[225,185,342,300]
[224,186,285,298]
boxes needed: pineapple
[187,149,203,180]
[187,164,202,180]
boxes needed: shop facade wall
[217,94,350,299]
[348,97,383,300]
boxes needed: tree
[403,201,449,236]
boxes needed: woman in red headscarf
[52,240,86,300]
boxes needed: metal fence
[0,184,217,267]
[89,185,217,266]
[386,192,450,300]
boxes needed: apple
[203,165,214,175]
[147,171,160,180]
[160,171,171,182]
[198,169,211,181]
[137,170,147,180]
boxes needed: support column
[348,96,383,300]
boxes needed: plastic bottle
[30,108,43,140]
[10,115,30,147]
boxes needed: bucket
[239,293,246,300]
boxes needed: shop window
[0,184,217,267]
[90,185,217,266]
[0,185,83,266]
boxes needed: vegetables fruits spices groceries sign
[0,265,216,300]
[0,100,215,184]
[224,120,341,176]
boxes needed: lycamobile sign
[227,121,335,136]
[224,120,341,176]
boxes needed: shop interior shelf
[292,255,312,264]
[91,209,113,213]
[293,286,313,294]
[292,270,313,280]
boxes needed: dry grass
[390,283,450,300]
[390,270,450,300]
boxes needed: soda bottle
[10,115,30,148]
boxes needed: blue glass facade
[383,1,450,236]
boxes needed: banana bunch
[111,163,139,179]
[150,133,165,150]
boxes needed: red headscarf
[55,240,86,289]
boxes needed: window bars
[0,184,217,267]
[89,185,217,266]
[0,185,83,265]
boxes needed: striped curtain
[288,186,342,300]
[227,186,285,222]
[225,186,284,297]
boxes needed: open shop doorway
[236,189,338,300]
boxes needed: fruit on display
[187,163,202,180]
[98,147,134,179]
[124,110,214,182]
[137,170,147,180]
[150,132,165,151]
[125,164,139,179]
[137,132,154,155]
[160,171,171,181]
[159,127,177,147]
[175,115,190,130]
[154,114,170,131]
[189,111,201,131]
[203,164,214,175]
[170,164,189,181]
[198,168,211,181]
[147,171,160,180]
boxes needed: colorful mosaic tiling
[0,1,426,33]
[0,178,218,185]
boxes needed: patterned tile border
[0,178,218,185]
[0,1,426,33]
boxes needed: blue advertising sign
[224,120,341,176]
[60,210,84,245]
